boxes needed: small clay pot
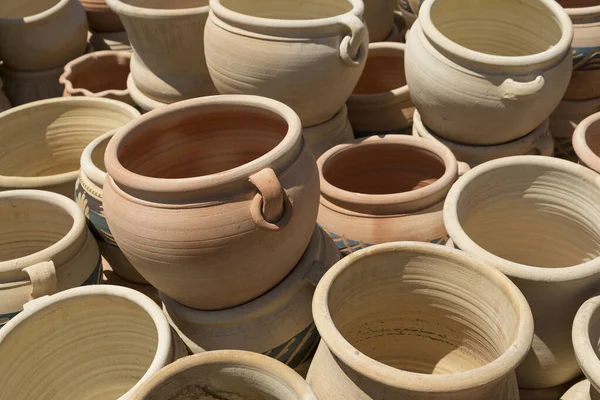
[89,30,131,52]
[0,65,64,106]
[303,105,354,159]
[80,0,123,32]
[364,0,394,42]
[573,111,600,173]
[557,99,600,163]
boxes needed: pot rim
[419,0,573,68]
[560,2,600,20]
[0,0,72,24]
[312,241,534,393]
[573,111,600,173]
[126,74,164,112]
[105,0,209,18]
[572,296,600,392]
[81,129,115,188]
[443,155,600,282]
[0,285,173,400]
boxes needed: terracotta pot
[307,242,534,399]
[103,95,320,310]
[0,285,185,399]
[413,111,554,166]
[102,258,159,304]
[364,0,394,42]
[347,42,413,137]
[0,0,88,71]
[1,65,64,106]
[106,0,216,105]
[0,77,10,112]
[89,29,131,52]
[550,97,600,161]
[162,226,339,374]
[444,155,600,388]
[130,351,317,400]
[573,111,600,173]
[405,0,573,145]
[0,190,101,326]
[80,0,123,32]
[205,0,368,127]
[0,97,140,197]
[76,130,147,284]
[303,105,354,159]
[317,135,466,256]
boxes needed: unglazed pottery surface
[0,65,64,106]
[89,30,131,52]
[573,111,600,174]
[363,0,394,42]
[303,105,354,159]
[102,258,158,303]
[549,97,600,162]
[80,0,124,31]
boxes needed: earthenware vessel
[303,106,354,159]
[519,379,583,400]
[413,111,554,166]
[392,10,407,43]
[348,42,413,137]
[397,0,417,27]
[562,380,598,400]
[573,111,600,173]
[553,98,600,161]
[103,95,320,310]
[0,190,101,326]
[102,258,158,304]
[89,30,131,52]
[405,0,573,145]
[205,0,368,127]
[364,0,394,42]
[0,97,140,197]
[318,135,465,256]
[127,74,164,112]
[444,155,600,388]
[1,65,64,106]
[0,285,185,399]
[0,0,88,71]
[80,0,123,31]
[0,78,10,112]
[307,242,534,399]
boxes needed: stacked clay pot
[573,111,600,173]
[81,0,130,52]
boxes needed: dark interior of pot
[220,0,353,19]
[327,247,520,374]
[353,49,406,94]
[117,105,288,179]
[68,54,129,93]
[0,0,59,19]
[557,0,598,8]
[322,143,445,194]
[585,118,600,158]
[430,0,563,56]
[119,0,209,9]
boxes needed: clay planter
[1,65,64,106]
[405,0,573,145]
[103,95,320,310]
[130,351,317,400]
[550,97,600,161]
[364,0,394,42]
[347,42,413,137]
[89,30,131,52]
[80,0,123,31]
[0,0,88,71]
[574,111,600,173]
[161,226,339,375]
[127,74,164,112]
[413,111,554,166]
[317,135,465,256]
[307,242,534,399]
[303,105,354,159]
[205,0,368,127]
[444,155,600,388]
[0,285,186,399]
[0,190,101,326]
[0,97,140,197]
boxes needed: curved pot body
[80,0,123,31]
[204,0,369,127]
[303,105,354,159]
[307,242,534,399]
[0,97,140,197]
[573,111,600,173]
[550,97,600,161]
[444,155,600,388]
[0,65,64,106]
[103,95,320,310]
[405,0,573,145]
[89,29,131,52]
[364,0,394,42]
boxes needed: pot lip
[126,73,164,112]
[572,296,600,391]
[573,111,600,172]
[443,155,600,282]
[104,94,303,195]
[419,0,573,68]
[0,0,71,24]
[561,2,600,19]
[312,241,534,393]
[81,129,115,188]
[105,0,209,18]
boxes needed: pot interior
[430,0,563,57]
[68,54,130,93]
[322,143,445,195]
[117,0,208,9]
[220,0,353,19]
[327,247,521,374]
[91,135,110,173]
[353,49,406,94]
[0,0,59,18]
[0,294,158,400]
[455,163,600,268]
[584,118,600,160]
[117,105,288,179]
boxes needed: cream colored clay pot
[550,97,600,161]
[0,190,101,326]
[573,111,600,174]
[127,74,165,112]
[103,95,320,310]
[307,242,534,399]
[303,105,354,159]
[89,30,131,52]
[0,285,185,400]
[405,0,573,145]
[205,0,369,127]
[364,0,394,42]
[1,65,64,106]
[347,42,413,137]
[130,351,317,400]
[563,380,598,400]
[0,97,140,197]
[0,0,88,71]
[81,0,123,31]
[444,155,600,388]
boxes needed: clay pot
[89,30,131,52]
[103,95,320,310]
[303,105,354,159]
[0,0,88,71]
[444,155,600,388]
[76,130,147,284]
[519,379,584,400]
[405,0,573,145]
[0,97,140,197]
[413,111,554,166]
[397,0,417,27]
[307,241,534,399]
[347,42,413,137]
[80,0,123,32]
[102,258,159,304]
[130,351,317,400]
[205,0,368,127]
[162,226,339,375]
[127,74,164,112]
[392,10,407,43]
[1,65,64,106]
[0,285,185,399]
[562,380,598,400]
[60,51,133,106]
[560,100,600,165]
[573,111,600,173]
[0,190,101,326]
[0,77,10,112]
[364,0,394,42]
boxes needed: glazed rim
[105,95,303,195]
[80,130,115,187]
[573,112,600,170]
[105,0,209,17]
[0,285,173,399]
[0,0,70,23]
[419,0,573,67]
[312,242,534,393]
[444,155,600,282]
[572,296,600,391]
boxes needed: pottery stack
[82,0,131,52]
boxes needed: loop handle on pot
[500,76,545,100]
[249,168,284,224]
[339,15,367,67]
[457,161,471,177]
[22,260,58,300]
[303,260,330,287]
[533,132,555,156]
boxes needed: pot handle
[339,14,367,67]
[303,260,330,287]
[533,132,555,156]
[22,260,58,300]
[457,161,471,177]
[500,76,545,100]
[249,168,285,225]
